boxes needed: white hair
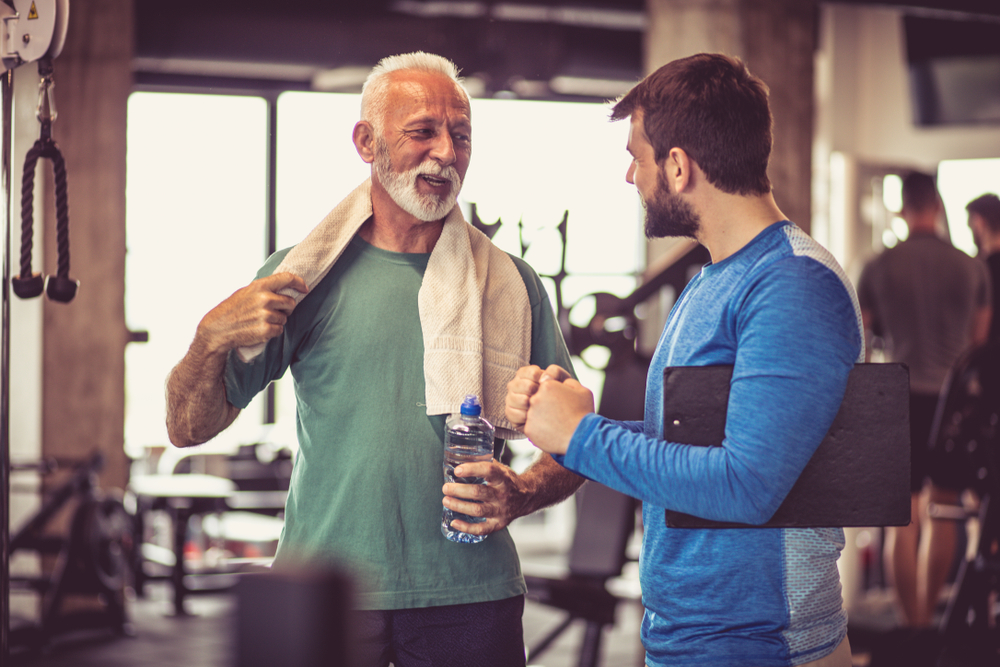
[360,51,468,133]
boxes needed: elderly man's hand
[505,364,573,429]
[524,376,595,456]
[197,272,308,353]
[442,460,530,536]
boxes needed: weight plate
[71,496,135,593]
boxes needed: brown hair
[610,53,772,196]
[966,193,1000,232]
[900,171,939,214]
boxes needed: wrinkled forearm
[165,337,240,448]
[509,452,585,520]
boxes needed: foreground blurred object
[235,565,352,667]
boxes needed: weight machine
[930,342,1000,666]
[1,0,78,661]
[7,452,133,659]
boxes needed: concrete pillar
[636,0,817,353]
[41,1,133,493]
[644,0,818,234]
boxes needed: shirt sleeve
[563,258,862,524]
[551,419,643,470]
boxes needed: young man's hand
[523,374,595,456]
[505,364,573,429]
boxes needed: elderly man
[507,54,862,666]
[166,52,582,666]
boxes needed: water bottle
[442,394,495,544]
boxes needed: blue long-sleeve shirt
[560,221,864,667]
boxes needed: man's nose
[429,132,456,166]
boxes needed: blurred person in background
[966,192,1000,340]
[857,172,991,628]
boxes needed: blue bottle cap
[460,394,482,416]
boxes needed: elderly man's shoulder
[502,252,549,307]
[262,247,294,273]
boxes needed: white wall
[815,3,1000,279]
[824,4,1000,167]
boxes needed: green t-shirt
[224,234,574,610]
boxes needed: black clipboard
[662,363,911,528]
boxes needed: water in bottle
[442,394,495,544]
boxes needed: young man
[507,53,862,666]
[166,52,583,666]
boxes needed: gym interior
[2,1,1000,666]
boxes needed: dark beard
[643,173,701,240]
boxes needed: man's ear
[353,121,376,164]
[970,213,984,239]
[665,147,693,193]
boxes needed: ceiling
[133,0,1000,100]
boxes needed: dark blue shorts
[350,595,526,667]
[910,392,939,493]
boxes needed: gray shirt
[857,233,991,394]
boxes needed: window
[124,93,269,460]
[938,157,1000,256]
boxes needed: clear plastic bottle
[441,394,495,544]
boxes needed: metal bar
[528,615,575,659]
[2,65,15,664]
[265,94,278,425]
[266,94,277,259]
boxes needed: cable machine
[1,0,71,661]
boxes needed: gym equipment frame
[7,452,134,657]
[2,0,72,660]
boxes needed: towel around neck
[236,178,533,439]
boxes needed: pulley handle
[14,57,77,303]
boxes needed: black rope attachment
[12,58,76,303]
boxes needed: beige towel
[237,178,532,439]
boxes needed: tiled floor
[6,531,993,667]
[8,581,998,667]
[8,585,233,667]
[7,511,647,667]
[7,581,644,667]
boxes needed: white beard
[374,141,462,222]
